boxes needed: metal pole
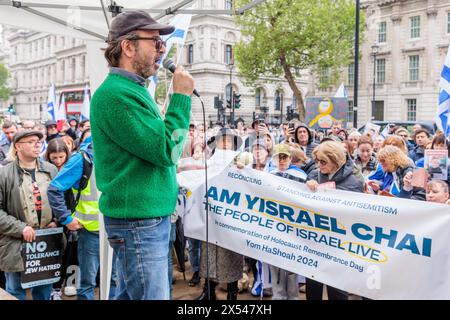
[372,52,376,117]
[230,65,234,126]
[353,0,360,129]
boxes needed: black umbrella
[173,217,186,280]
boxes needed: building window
[225,0,232,10]
[274,90,283,111]
[376,58,385,84]
[255,88,261,107]
[347,100,354,123]
[319,67,331,86]
[187,44,194,64]
[448,13,450,34]
[410,16,420,39]
[407,99,417,121]
[225,44,233,64]
[409,55,419,81]
[347,63,354,86]
[378,22,387,43]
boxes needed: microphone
[163,59,200,97]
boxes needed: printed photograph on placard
[424,150,448,181]
[363,123,381,139]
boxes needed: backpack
[64,150,93,213]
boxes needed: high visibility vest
[71,167,99,232]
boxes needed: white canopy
[0,0,265,300]
[0,0,197,41]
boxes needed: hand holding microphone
[163,59,199,97]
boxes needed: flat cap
[13,130,43,144]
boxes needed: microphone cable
[197,96,211,300]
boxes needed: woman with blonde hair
[348,131,361,152]
[367,145,414,196]
[305,140,363,300]
[382,135,409,155]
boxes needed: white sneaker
[50,289,63,300]
[64,286,77,297]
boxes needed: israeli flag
[334,82,348,98]
[148,14,192,98]
[55,93,66,121]
[436,44,450,137]
[81,84,90,121]
[46,83,57,121]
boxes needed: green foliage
[0,64,11,102]
[234,0,363,81]
[233,0,364,119]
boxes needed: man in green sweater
[90,11,194,300]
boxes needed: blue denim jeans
[187,238,201,273]
[168,221,176,299]
[77,229,100,300]
[103,215,170,300]
[5,272,52,300]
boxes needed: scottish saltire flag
[148,14,192,98]
[334,82,348,98]
[46,83,57,121]
[436,44,450,136]
[81,84,90,121]
[55,93,66,121]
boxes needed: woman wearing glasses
[305,140,364,300]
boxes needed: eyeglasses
[315,159,328,166]
[129,36,166,51]
[277,154,289,160]
[17,140,42,146]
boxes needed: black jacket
[294,124,318,158]
[301,159,316,176]
[307,157,364,193]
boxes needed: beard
[132,47,158,79]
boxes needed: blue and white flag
[436,44,450,136]
[334,82,348,98]
[46,83,57,121]
[148,14,192,98]
[55,93,66,121]
[81,84,90,121]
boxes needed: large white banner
[179,165,450,300]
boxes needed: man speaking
[90,11,194,300]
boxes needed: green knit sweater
[90,73,191,219]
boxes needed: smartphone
[288,123,295,130]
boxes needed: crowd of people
[0,114,449,301]
[176,117,450,300]
[0,10,448,302]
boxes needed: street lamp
[227,62,234,126]
[371,44,379,119]
[353,0,360,129]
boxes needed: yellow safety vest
[71,167,99,232]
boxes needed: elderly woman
[198,127,243,301]
[306,140,364,193]
[367,145,414,196]
[305,141,363,300]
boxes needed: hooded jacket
[307,156,364,193]
[294,124,318,158]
